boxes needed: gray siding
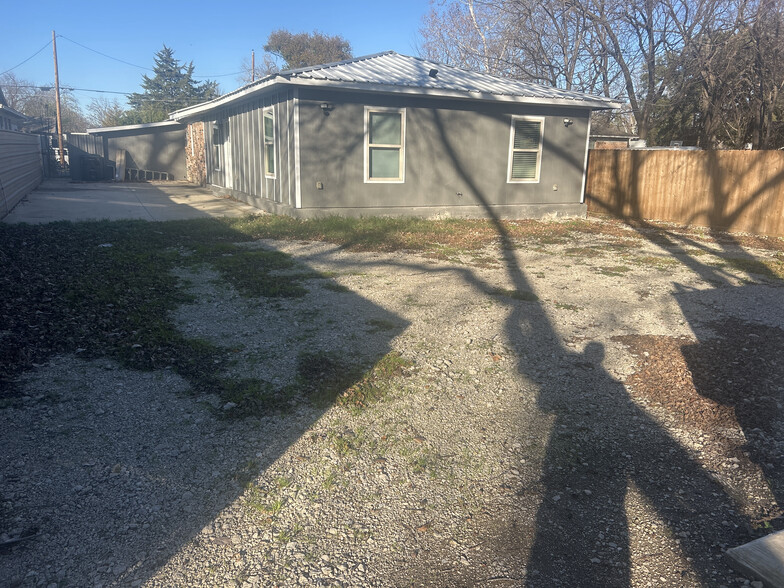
[0,130,43,218]
[205,91,297,209]
[297,90,590,215]
[105,128,186,179]
[202,87,593,219]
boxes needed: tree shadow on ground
[421,109,761,586]
[592,144,784,532]
[0,210,408,587]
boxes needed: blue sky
[1,0,430,108]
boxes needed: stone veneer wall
[185,122,206,185]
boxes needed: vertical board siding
[0,130,43,218]
[203,91,297,207]
[586,150,784,238]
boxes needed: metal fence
[0,130,44,218]
[586,149,784,238]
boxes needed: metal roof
[86,120,183,135]
[171,51,621,121]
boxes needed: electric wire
[57,34,241,79]
[0,40,53,76]
[2,83,214,105]
[57,34,152,71]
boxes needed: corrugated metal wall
[0,130,43,218]
[205,90,297,208]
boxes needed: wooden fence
[0,130,43,219]
[585,150,784,238]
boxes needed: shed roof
[86,120,183,135]
[171,51,621,121]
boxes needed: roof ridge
[281,51,396,77]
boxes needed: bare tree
[86,97,126,128]
[0,72,39,111]
[238,53,279,85]
[419,0,519,75]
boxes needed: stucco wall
[296,89,591,215]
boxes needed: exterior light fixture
[563,118,574,127]
[320,103,333,112]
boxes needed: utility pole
[251,50,255,82]
[52,30,65,168]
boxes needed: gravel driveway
[2,220,782,587]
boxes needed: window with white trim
[263,108,275,177]
[508,116,543,182]
[365,107,405,182]
[212,121,223,170]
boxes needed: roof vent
[428,68,438,78]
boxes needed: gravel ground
[1,221,782,587]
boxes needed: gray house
[171,52,620,219]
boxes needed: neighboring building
[0,87,29,132]
[590,134,640,150]
[171,52,620,219]
[83,120,186,181]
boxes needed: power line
[0,40,53,76]
[57,34,152,71]
[3,83,213,105]
[194,71,242,78]
[57,34,240,79]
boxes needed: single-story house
[170,52,620,219]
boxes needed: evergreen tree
[125,45,218,124]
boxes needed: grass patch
[595,265,632,277]
[218,377,297,417]
[564,246,604,258]
[632,255,680,270]
[0,218,309,403]
[721,256,784,280]
[337,352,414,411]
[365,318,398,333]
[554,302,583,312]
[322,281,351,293]
[487,287,539,302]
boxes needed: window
[212,121,223,170]
[508,116,543,182]
[264,108,275,177]
[365,108,405,182]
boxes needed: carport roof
[170,51,621,121]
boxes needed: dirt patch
[615,319,784,435]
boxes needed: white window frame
[263,107,276,179]
[212,121,223,171]
[364,106,406,183]
[507,115,544,183]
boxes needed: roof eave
[170,76,290,122]
[87,120,183,134]
[0,104,29,120]
[289,78,622,109]
[171,78,620,120]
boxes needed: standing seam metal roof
[171,51,620,120]
[288,51,603,102]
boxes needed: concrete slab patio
[2,179,262,224]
